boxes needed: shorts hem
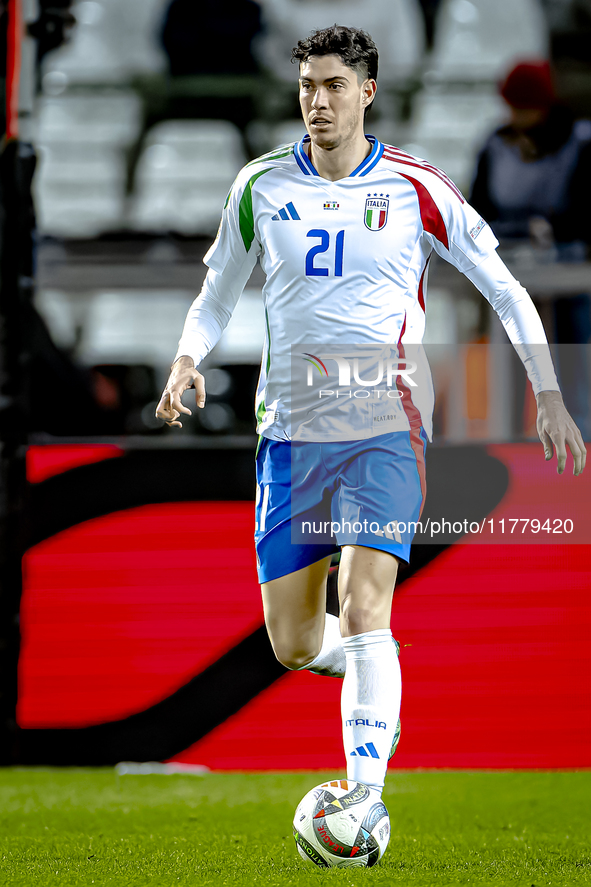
[337,540,410,563]
[257,547,338,583]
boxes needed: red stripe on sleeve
[383,147,465,203]
[418,254,431,313]
[398,312,407,343]
[400,173,449,250]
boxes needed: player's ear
[362,79,377,108]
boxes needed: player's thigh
[261,555,332,669]
[338,544,399,637]
[255,435,335,583]
[331,431,426,557]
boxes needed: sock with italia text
[341,629,401,793]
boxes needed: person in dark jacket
[470,60,591,438]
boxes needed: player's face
[298,54,375,150]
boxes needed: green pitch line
[1,769,590,886]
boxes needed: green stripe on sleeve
[255,304,272,430]
[245,146,294,169]
[256,397,267,429]
[238,168,274,253]
[264,304,271,375]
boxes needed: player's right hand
[536,389,586,475]
[155,355,205,428]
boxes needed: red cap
[499,60,556,110]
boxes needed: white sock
[305,613,346,678]
[341,629,401,794]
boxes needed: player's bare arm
[536,389,586,475]
[155,355,205,427]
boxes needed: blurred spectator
[470,60,591,437]
[471,61,591,248]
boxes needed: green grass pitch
[1,769,590,886]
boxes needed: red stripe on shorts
[409,424,427,517]
[396,342,427,513]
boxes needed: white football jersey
[202,135,497,441]
[176,135,558,440]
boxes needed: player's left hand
[536,390,586,475]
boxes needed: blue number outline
[335,229,344,277]
[305,229,330,277]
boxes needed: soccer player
[156,26,586,797]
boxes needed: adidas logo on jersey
[350,742,380,758]
[271,201,300,221]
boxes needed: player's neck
[307,130,371,181]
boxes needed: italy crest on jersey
[364,196,389,231]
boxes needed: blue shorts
[255,428,427,583]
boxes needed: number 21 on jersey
[305,229,345,277]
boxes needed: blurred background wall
[1,0,590,768]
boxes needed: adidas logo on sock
[271,201,300,221]
[350,742,380,758]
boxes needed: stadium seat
[37,93,142,146]
[36,286,263,368]
[403,86,507,189]
[411,88,506,142]
[82,289,196,365]
[129,120,247,236]
[34,93,141,237]
[34,171,125,238]
[114,0,169,75]
[373,0,426,85]
[41,0,167,87]
[431,0,549,81]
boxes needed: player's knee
[271,640,319,671]
[340,600,377,637]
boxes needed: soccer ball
[293,779,390,868]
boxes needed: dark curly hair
[291,24,378,83]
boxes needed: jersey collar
[294,134,384,178]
